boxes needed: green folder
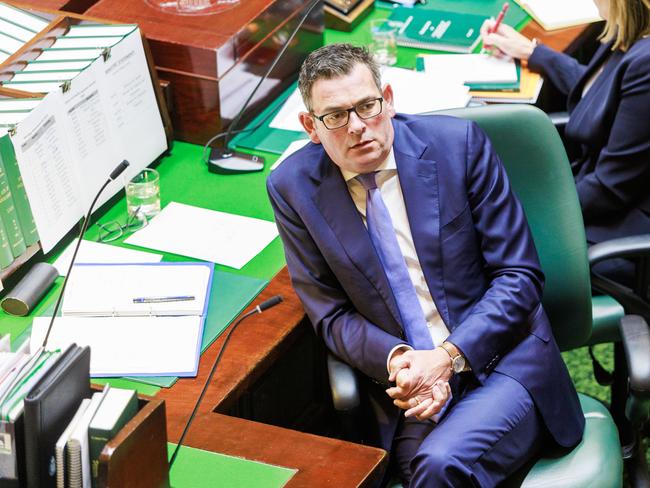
[415,55,522,91]
[387,7,487,53]
[168,444,297,488]
[0,134,39,247]
[0,154,26,258]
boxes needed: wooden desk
[158,268,387,487]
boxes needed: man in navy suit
[267,44,584,487]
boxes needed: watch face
[452,355,466,374]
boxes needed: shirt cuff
[387,344,413,373]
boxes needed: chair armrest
[588,235,650,317]
[588,234,650,267]
[620,315,650,396]
[548,111,570,131]
[327,353,360,412]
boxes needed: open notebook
[30,262,214,377]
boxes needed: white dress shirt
[340,149,450,362]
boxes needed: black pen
[133,295,195,303]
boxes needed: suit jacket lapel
[311,151,403,328]
[393,121,451,327]
[568,40,614,110]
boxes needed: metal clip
[102,47,111,62]
[61,80,72,93]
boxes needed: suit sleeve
[267,176,405,384]
[447,122,546,383]
[575,52,650,221]
[528,43,588,96]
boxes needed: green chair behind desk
[327,104,650,487]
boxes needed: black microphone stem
[169,295,283,468]
[205,0,321,159]
[42,160,130,348]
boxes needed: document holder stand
[97,396,170,488]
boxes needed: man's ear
[299,112,321,144]
[382,83,396,118]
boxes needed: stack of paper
[0,3,48,64]
[417,53,519,88]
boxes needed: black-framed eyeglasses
[96,207,148,243]
[312,97,384,130]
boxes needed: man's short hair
[298,43,382,111]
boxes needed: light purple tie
[356,172,434,350]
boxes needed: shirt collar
[340,148,396,182]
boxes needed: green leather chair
[327,104,650,486]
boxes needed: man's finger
[404,397,433,418]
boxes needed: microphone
[204,0,321,174]
[42,160,130,348]
[168,294,284,468]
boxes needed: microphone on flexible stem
[168,294,284,468]
[205,0,322,175]
[41,160,130,349]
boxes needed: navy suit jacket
[267,114,584,452]
[529,38,650,244]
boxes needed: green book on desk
[0,153,26,258]
[388,7,487,53]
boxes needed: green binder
[0,213,14,269]
[387,7,487,53]
[0,155,26,258]
[0,134,39,246]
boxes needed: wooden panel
[158,268,387,487]
[522,21,589,53]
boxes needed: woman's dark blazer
[528,37,650,244]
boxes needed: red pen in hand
[488,2,510,34]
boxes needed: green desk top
[0,140,286,394]
[168,444,297,488]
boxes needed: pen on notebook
[132,295,196,303]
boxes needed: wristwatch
[440,342,470,374]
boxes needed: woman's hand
[480,19,536,60]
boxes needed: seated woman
[482,0,650,285]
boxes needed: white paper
[269,68,470,132]
[67,391,106,488]
[0,98,42,110]
[11,70,81,82]
[65,25,136,38]
[0,32,24,53]
[61,263,211,316]
[269,88,305,132]
[271,138,310,171]
[419,54,518,84]
[53,238,162,275]
[0,3,48,33]
[12,29,167,252]
[55,399,90,488]
[13,91,86,252]
[381,66,471,113]
[1,81,63,93]
[517,0,601,29]
[30,316,204,376]
[0,111,30,125]
[51,36,123,49]
[125,202,279,269]
[0,18,34,42]
[23,60,92,72]
[37,48,103,61]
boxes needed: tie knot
[356,172,378,190]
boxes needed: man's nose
[347,111,365,134]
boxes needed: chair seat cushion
[518,394,622,488]
[588,295,624,345]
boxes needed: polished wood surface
[158,267,387,487]
[522,21,589,53]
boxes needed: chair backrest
[440,104,592,350]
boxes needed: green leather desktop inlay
[168,444,297,488]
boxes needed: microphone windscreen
[110,160,130,180]
[258,295,283,312]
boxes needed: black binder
[23,345,91,488]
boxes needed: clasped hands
[387,347,453,421]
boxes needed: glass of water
[369,19,398,66]
[126,168,161,219]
